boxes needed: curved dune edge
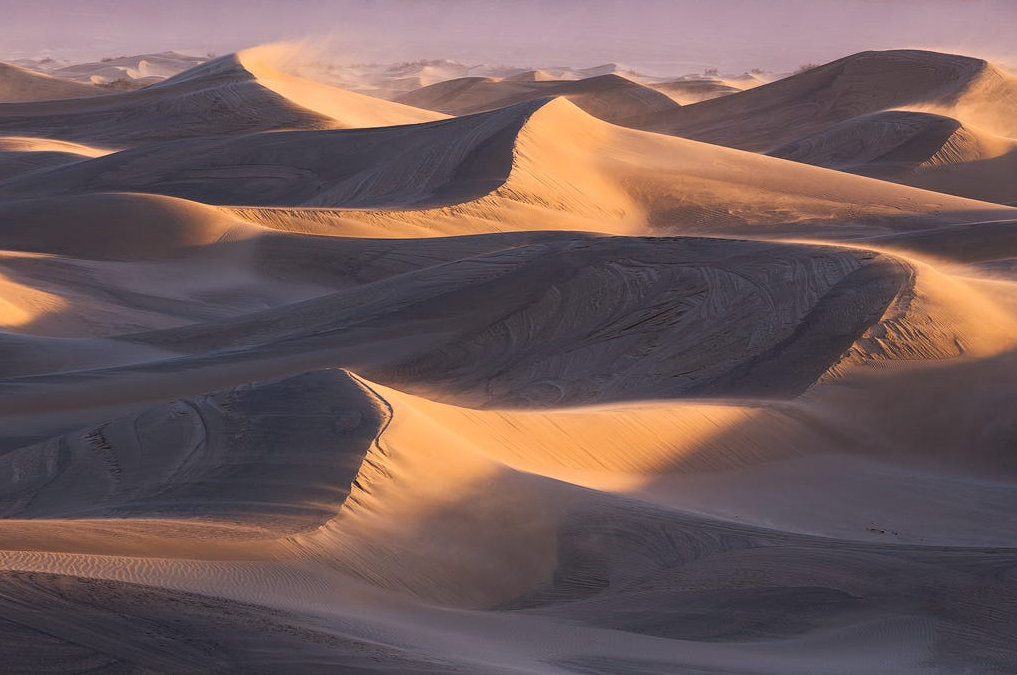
[0,50,438,151]
[393,71,680,126]
[635,49,1017,204]
[0,200,1010,405]
[6,94,1010,240]
[769,111,1017,204]
[236,44,446,128]
[235,96,1015,237]
[0,229,936,401]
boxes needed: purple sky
[2,0,1014,73]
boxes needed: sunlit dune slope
[0,51,442,147]
[236,46,445,128]
[0,97,1010,236]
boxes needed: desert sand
[0,42,1014,674]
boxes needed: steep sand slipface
[0,48,1015,674]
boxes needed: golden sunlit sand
[0,31,1014,675]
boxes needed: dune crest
[626,49,1017,204]
[237,44,446,128]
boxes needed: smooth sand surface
[0,47,1015,674]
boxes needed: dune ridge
[394,73,680,125]
[0,96,1010,240]
[626,49,1017,204]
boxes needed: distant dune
[0,61,103,102]
[49,51,207,86]
[648,78,743,104]
[624,49,1017,203]
[0,50,442,147]
[395,73,679,124]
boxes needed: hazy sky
[2,0,1014,73]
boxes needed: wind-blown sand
[0,45,1015,674]
[625,49,1017,204]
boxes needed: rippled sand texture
[0,45,1015,674]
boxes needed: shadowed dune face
[625,50,1002,150]
[769,110,964,169]
[0,102,529,208]
[768,110,1017,205]
[0,370,384,537]
[0,45,1016,675]
[0,62,103,103]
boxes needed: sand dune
[236,45,445,128]
[770,111,1017,204]
[0,42,1015,675]
[0,136,112,179]
[1,362,1015,671]
[626,49,1016,148]
[395,73,680,124]
[0,61,103,102]
[649,78,743,104]
[625,49,1017,204]
[47,51,208,87]
[0,51,441,147]
[0,97,1009,236]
